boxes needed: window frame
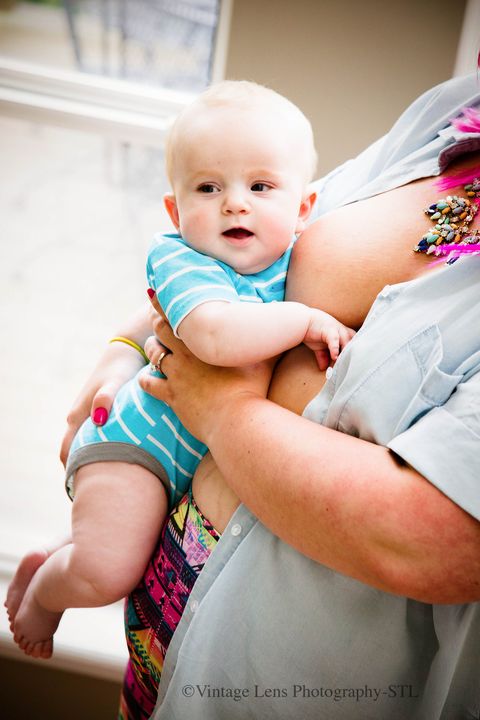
[0,0,233,141]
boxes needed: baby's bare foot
[5,550,49,630]
[19,637,53,660]
[13,585,62,660]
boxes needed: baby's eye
[251,182,271,192]
[197,184,220,193]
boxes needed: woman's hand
[60,299,157,466]
[139,322,274,444]
[59,340,146,467]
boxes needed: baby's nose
[222,190,251,214]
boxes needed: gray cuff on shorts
[65,443,171,502]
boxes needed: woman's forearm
[204,395,480,604]
[140,324,480,604]
[115,300,154,347]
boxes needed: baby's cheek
[180,212,210,248]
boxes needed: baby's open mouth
[222,228,254,240]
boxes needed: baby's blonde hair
[165,80,317,185]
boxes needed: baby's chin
[231,260,275,275]
[239,247,293,275]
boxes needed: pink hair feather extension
[435,106,480,191]
[429,243,480,265]
[430,80,480,262]
[436,167,480,191]
[436,242,480,255]
[452,106,480,134]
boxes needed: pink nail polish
[147,288,155,299]
[93,407,108,425]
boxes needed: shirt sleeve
[147,235,239,335]
[388,371,480,521]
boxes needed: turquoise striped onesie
[66,232,294,507]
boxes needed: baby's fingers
[339,325,356,351]
[314,348,331,371]
[324,327,341,362]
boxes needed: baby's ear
[295,190,317,233]
[163,193,180,230]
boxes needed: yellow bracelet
[109,336,149,364]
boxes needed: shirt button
[380,285,390,298]
[190,599,199,613]
[325,367,333,380]
[231,523,242,536]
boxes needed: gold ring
[151,350,169,375]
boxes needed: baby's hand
[304,309,356,371]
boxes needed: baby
[6,81,354,659]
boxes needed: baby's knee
[68,546,138,605]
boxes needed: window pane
[0,0,220,91]
[0,114,171,549]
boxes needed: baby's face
[166,105,312,274]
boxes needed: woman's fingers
[138,366,168,405]
[90,378,125,424]
[144,335,170,361]
[139,336,274,443]
[147,289,170,339]
[147,296,174,345]
[59,389,93,467]
[147,288,164,318]
[59,344,146,466]
[60,424,78,467]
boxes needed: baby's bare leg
[13,462,167,658]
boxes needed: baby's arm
[148,236,353,369]
[177,301,354,369]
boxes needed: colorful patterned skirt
[118,489,220,719]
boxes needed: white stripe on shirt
[165,284,237,317]
[146,434,193,478]
[251,271,287,289]
[151,246,190,270]
[238,295,263,302]
[113,406,141,445]
[130,383,156,427]
[156,264,224,293]
[161,414,204,459]
[98,427,108,442]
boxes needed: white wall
[225,0,468,175]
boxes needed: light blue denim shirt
[305,257,480,522]
[153,74,480,720]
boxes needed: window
[0,0,228,90]
[0,0,232,678]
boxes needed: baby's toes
[15,634,28,650]
[28,641,43,658]
[38,639,53,659]
[23,641,37,656]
